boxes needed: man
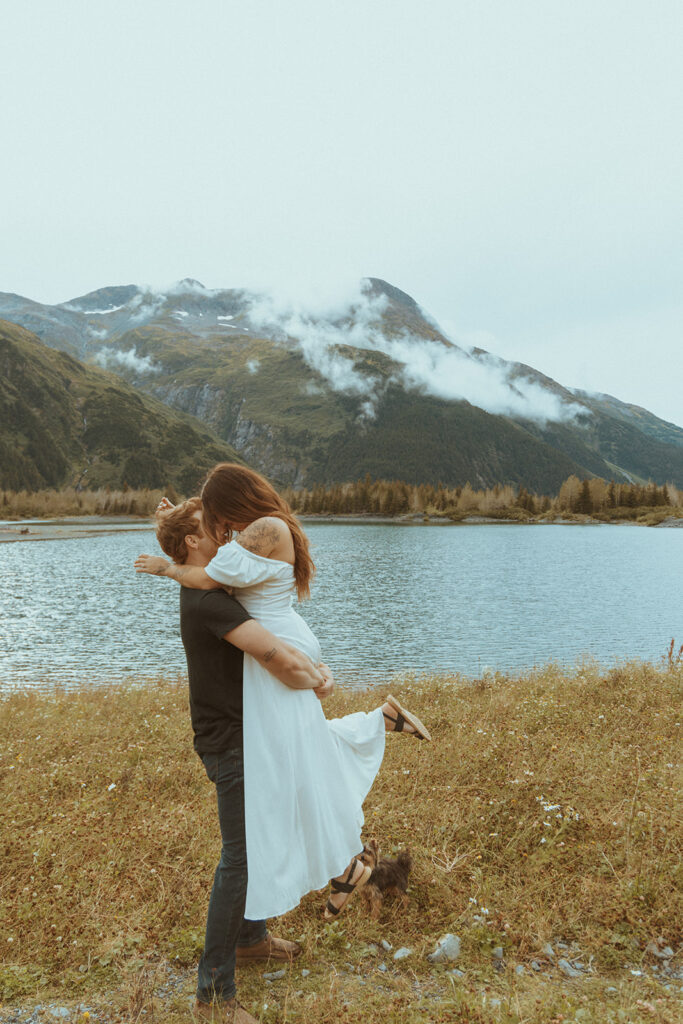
[145,498,333,1024]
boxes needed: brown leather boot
[193,997,258,1023]
[235,931,302,964]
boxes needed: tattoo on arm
[237,518,282,557]
[263,647,277,663]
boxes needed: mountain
[0,279,681,491]
[0,320,244,491]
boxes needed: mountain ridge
[0,279,680,490]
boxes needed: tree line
[280,474,681,519]
[0,486,177,519]
[0,475,680,521]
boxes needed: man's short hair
[155,497,202,564]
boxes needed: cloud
[370,336,586,423]
[94,347,159,375]
[245,282,585,423]
[127,292,165,324]
[246,282,389,416]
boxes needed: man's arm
[225,620,328,692]
[134,555,218,589]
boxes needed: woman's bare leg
[324,855,371,918]
[381,701,418,733]
[380,696,432,741]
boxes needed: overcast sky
[1,0,681,425]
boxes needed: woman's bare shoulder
[236,516,290,557]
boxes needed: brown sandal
[384,694,432,741]
[323,857,372,920]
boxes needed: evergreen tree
[606,480,616,508]
[575,479,593,514]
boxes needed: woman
[135,463,430,920]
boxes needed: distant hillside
[1,279,681,490]
[0,320,244,491]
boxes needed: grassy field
[0,659,681,1023]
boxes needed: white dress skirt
[205,540,385,920]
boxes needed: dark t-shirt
[179,588,252,754]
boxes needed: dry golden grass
[0,487,171,520]
[0,661,681,1023]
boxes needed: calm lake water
[1,523,681,692]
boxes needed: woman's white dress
[205,540,385,920]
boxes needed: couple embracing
[135,463,431,1023]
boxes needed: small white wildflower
[543,821,552,827]
[107,783,116,792]
[480,907,489,915]
[469,897,477,904]
[7,937,14,943]
[540,838,547,844]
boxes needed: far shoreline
[1,510,682,543]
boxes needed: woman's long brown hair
[201,463,315,600]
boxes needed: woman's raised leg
[323,855,372,919]
[381,695,432,741]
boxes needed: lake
[0,522,681,692]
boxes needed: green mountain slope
[0,320,244,492]
[572,389,683,447]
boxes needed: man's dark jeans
[197,746,267,1004]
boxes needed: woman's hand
[314,662,335,701]
[135,554,171,575]
[155,497,176,519]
